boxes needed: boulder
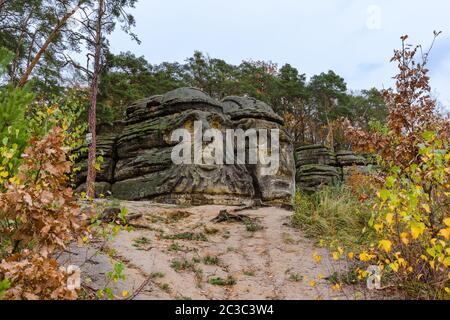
[295,145,337,167]
[112,88,256,205]
[336,150,367,166]
[296,164,340,192]
[222,97,295,205]
[295,147,371,192]
[74,88,296,206]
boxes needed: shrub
[344,34,450,299]
[0,252,77,300]
[0,48,34,185]
[0,127,89,300]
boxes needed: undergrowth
[292,185,373,249]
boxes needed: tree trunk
[86,0,104,199]
[0,0,8,11]
[17,5,80,88]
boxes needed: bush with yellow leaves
[345,34,450,299]
[363,134,449,299]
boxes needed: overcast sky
[109,0,450,109]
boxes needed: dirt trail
[61,202,346,300]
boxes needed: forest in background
[0,0,388,149]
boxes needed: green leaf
[385,176,396,188]
[422,131,435,142]
[379,189,390,202]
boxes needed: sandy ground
[60,202,352,300]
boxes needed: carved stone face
[222,97,296,205]
[76,88,295,206]
[112,88,256,205]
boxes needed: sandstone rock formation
[75,88,295,206]
[222,97,295,205]
[295,145,369,192]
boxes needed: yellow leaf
[332,283,342,291]
[332,252,340,261]
[359,252,375,262]
[422,204,431,214]
[411,222,425,240]
[122,290,129,298]
[430,260,435,270]
[0,171,8,178]
[444,218,450,228]
[309,280,317,288]
[4,152,13,159]
[374,223,384,233]
[386,213,394,225]
[439,228,450,240]
[390,262,399,273]
[443,257,450,268]
[379,240,393,253]
[401,232,409,245]
[313,253,322,264]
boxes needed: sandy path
[61,202,345,300]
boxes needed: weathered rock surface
[60,202,352,300]
[295,145,370,192]
[75,88,295,206]
[222,97,295,205]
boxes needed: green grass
[208,276,236,286]
[170,259,196,272]
[164,232,208,242]
[243,269,255,277]
[288,273,304,282]
[243,218,264,233]
[202,255,220,265]
[327,269,360,286]
[292,186,372,248]
[157,283,171,292]
[132,236,151,249]
[151,272,165,279]
[168,242,183,252]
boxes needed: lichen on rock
[75,87,296,206]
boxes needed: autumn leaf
[379,240,393,253]
[359,252,376,262]
[411,222,426,240]
[313,253,322,264]
[439,228,450,240]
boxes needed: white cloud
[109,0,450,108]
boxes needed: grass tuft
[292,186,372,248]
